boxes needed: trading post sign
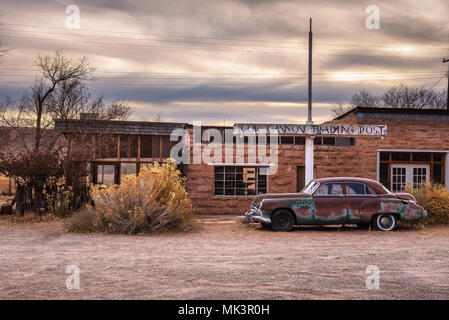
[234,123,387,136]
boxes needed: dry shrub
[67,159,196,234]
[0,212,62,224]
[64,209,96,232]
[404,182,449,225]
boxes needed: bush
[66,159,196,234]
[404,182,449,225]
[65,209,96,232]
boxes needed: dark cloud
[0,0,448,123]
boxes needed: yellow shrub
[67,159,196,234]
[404,182,449,225]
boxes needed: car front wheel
[373,214,397,231]
[271,210,295,232]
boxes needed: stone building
[54,106,449,215]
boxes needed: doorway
[391,164,429,192]
[297,165,316,192]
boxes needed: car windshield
[381,184,393,194]
[301,180,320,194]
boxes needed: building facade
[54,107,449,215]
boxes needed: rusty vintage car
[244,177,427,231]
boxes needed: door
[297,165,316,192]
[391,164,429,192]
[345,182,380,222]
[312,182,347,223]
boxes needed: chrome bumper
[244,206,271,224]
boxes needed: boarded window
[130,136,138,158]
[213,166,268,196]
[141,136,153,158]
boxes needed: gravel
[0,216,448,299]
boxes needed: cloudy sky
[0,0,448,124]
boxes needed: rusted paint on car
[380,199,424,221]
[247,177,427,228]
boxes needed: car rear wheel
[271,210,295,232]
[373,214,397,231]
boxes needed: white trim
[378,149,449,153]
[376,151,380,182]
[446,153,449,191]
[305,136,314,185]
[207,162,274,167]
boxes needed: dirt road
[1,216,448,299]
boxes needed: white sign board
[234,123,387,136]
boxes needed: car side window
[314,183,343,196]
[346,183,377,196]
[365,185,377,195]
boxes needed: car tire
[373,214,397,231]
[271,210,295,232]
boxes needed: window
[391,152,410,162]
[313,137,355,147]
[213,166,268,196]
[392,167,406,192]
[120,163,137,183]
[280,136,294,144]
[97,164,115,185]
[302,180,320,194]
[336,137,355,146]
[314,183,343,196]
[433,164,443,184]
[346,183,376,195]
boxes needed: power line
[2,28,448,56]
[0,75,441,87]
[0,34,445,59]
[3,23,449,51]
[1,68,444,76]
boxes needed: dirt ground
[0,215,448,300]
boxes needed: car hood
[394,192,416,201]
[252,193,311,206]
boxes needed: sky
[0,0,448,125]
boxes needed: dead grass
[0,212,64,224]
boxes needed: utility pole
[443,58,449,111]
[305,18,314,185]
[307,18,313,124]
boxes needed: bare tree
[330,103,352,118]
[351,89,381,108]
[31,50,95,150]
[46,80,131,121]
[382,84,446,109]
[0,50,132,152]
[331,85,448,117]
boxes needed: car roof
[313,177,388,194]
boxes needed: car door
[345,182,380,222]
[312,182,348,223]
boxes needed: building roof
[54,119,187,136]
[334,106,449,121]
